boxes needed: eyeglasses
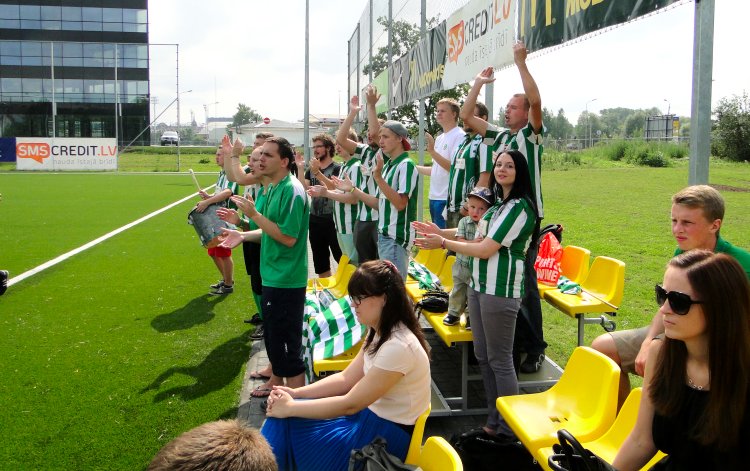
[350,294,372,306]
[655,284,703,315]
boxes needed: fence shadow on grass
[150,294,229,332]
[140,330,252,402]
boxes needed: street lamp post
[663,98,671,116]
[586,98,597,148]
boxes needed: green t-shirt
[674,236,750,278]
[377,152,418,249]
[259,174,310,288]
[469,198,536,297]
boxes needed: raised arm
[424,132,450,171]
[223,136,261,185]
[371,154,408,212]
[365,85,381,140]
[514,42,542,133]
[337,96,362,156]
[459,67,495,137]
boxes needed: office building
[0,0,150,145]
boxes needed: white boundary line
[8,185,216,288]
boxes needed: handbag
[548,429,617,471]
[414,289,449,318]
[450,429,541,471]
[348,436,416,471]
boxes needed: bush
[605,140,628,161]
[624,143,670,167]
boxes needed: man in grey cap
[333,120,418,280]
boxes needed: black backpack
[538,223,563,245]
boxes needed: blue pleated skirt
[261,407,411,471]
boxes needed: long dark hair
[490,149,538,218]
[650,250,750,450]
[347,260,430,357]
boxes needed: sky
[148,0,749,127]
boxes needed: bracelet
[349,187,356,193]
[231,155,240,159]
[440,237,446,249]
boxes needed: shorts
[208,246,231,257]
[610,326,650,375]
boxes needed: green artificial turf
[0,159,749,468]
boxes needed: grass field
[1,157,750,468]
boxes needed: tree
[363,16,468,136]
[231,103,262,128]
[543,107,574,140]
[713,92,750,162]
[576,111,602,144]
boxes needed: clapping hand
[230,195,257,218]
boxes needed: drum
[187,204,235,248]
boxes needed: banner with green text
[518,0,680,52]
[389,21,446,109]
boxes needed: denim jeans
[429,199,447,229]
[377,234,409,281]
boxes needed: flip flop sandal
[251,386,272,398]
[249,371,271,380]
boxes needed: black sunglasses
[655,284,703,315]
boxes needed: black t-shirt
[652,385,750,470]
[305,161,341,217]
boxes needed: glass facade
[0,1,150,145]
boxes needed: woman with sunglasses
[614,250,750,470]
[414,149,537,438]
[260,260,431,471]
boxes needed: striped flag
[407,259,442,290]
[301,294,367,383]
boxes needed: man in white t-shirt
[417,98,466,229]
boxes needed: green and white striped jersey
[447,133,492,213]
[469,198,536,297]
[377,152,418,249]
[483,122,545,218]
[215,170,239,209]
[333,158,362,235]
[354,143,382,222]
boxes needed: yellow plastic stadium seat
[560,246,591,285]
[312,340,363,376]
[307,255,350,291]
[496,347,620,453]
[543,256,625,346]
[408,249,447,286]
[405,405,431,465]
[539,245,592,294]
[535,388,667,471]
[327,263,357,298]
[415,436,463,471]
[406,256,455,303]
[414,248,431,265]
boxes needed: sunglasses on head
[655,284,703,315]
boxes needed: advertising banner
[388,22,447,109]
[0,137,15,162]
[15,137,118,171]
[518,0,680,52]
[443,0,516,88]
